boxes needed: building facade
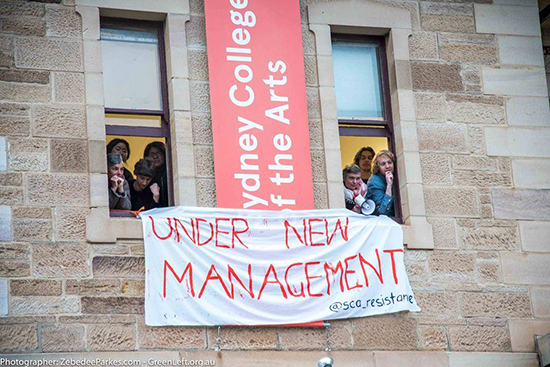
[0,0,549,365]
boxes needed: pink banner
[204,0,314,210]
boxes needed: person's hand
[110,176,124,193]
[385,171,394,186]
[150,183,160,203]
[352,205,361,213]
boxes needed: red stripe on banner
[204,0,314,211]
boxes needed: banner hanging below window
[141,207,420,326]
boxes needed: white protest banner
[141,207,420,326]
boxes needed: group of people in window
[106,139,168,211]
[343,147,395,217]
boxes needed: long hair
[106,138,131,161]
[353,147,375,167]
[143,141,166,163]
[371,150,395,175]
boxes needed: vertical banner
[204,0,314,210]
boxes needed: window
[100,18,172,216]
[333,34,402,221]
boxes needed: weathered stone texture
[310,149,327,181]
[453,171,511,187]
[14,218,52,241]
[45,5,82,37]
[0,102,29,116]
[458,226,518,250]
[185,16,206,47]
[448,325,510,351]
[409,32,438,60]
[424,187,478,217]
[54,72,85,103]
[0,1,45,17]
[196,179,216,207]
[27,174,89,206]
[304,55,318,86]
[419,326,447,350]
[476,259,501,283]
[10,296,79,315]
[0,116,30,137]
[0,172,23,186]
[417,123,468,153]
[0,17,46,36]
[313,182,328,209]
[0,69,49,84]
[87,324,136,351]
[194,145,214,177]
[420,154,451,185]
[0,81,50,103]
[139,321,206,349]
[427,218,458,249]
[0,186,23,205]
[32,243,88,277]
[190,81,210,113]
[51,139,88,173]
[8,138,48,171]
[459,292,532,318]
[209,327,277,350]
[352,316,417,350]
[421,15,475,33]
[59,315,135,325]
[452,155,497,171]
[326,319,352,349]
[0,260,29,277]
[13,206,51,219]
[0,243,29,260]
[429,251,475,281]
[10,280,60,296]
[32,105,86,139]
[81,297,144,314]
[306,87,321,119]
[278,327,326,350]
[468,126,485,155]
[191,114,212,145]
[414,93,445,122]
[414,291,458,316]
[55,207,88,241]
[447,101,504,125]
[188,49,208,81]
[92,256,144,278]
[41,325,85,352]
[0,325,38,352]
[438,34,497,65]
[308,119,323,150]
[66,279,119,296]
[15,37,83,71]
[121,280,144,297]
[412,63,463,92]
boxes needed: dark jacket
[129,179,159,211]
[109,179,131,210]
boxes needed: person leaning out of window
[107,153,131,210]
[106,138,133,182]
[367,150,395,217]
[129,158,160,211]
[343,164,368,213]
[353,146,375,184]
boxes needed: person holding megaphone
[343,164,375,215]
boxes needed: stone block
[487,127,550,158]
[352,316,417,350]
[531,287,550,318]
[194,146,214,177]
[46,5,82,37]
[278,328,327,350]
[412,62,463,92]
[475,4,540,36]
[0,243,29,260]
[191,113,212,145]
[420,154,451,185]
[188,49,208,81]
[429,251,475,281]
[0,205,10,241]
[326,319,352,349]
[32,243,89,277]
[417,123,468,153]
[427,218,458,249]
[59,315,135,324]
[313,182,328,209]
[0,186,23,205]
[27,174,89,206]
[0,325,38,352]
[501,253,550,285]
[88,324,136,351]
[452,155,497,171]
[468,126,485,155]
[440,41,496,64]
[65,279,119,296]
[121,279,144,297]
[421,15,475,33]
[519,221,550,252]
[448,352,538,367]
[139,320,206,349]
[448,325,510,351]
[0,81,50,103]
[13,206,51,219]
[492,189,550,220]
[509,319,550,352]
[196,178,216,207]
[50,139,88,173]
[10,296,79,315]
[424,187,478,217]
[10,279,61,296]
[0,279,6,316]
[409,32,438,60]
[185,16,206,47]
[92,256,144,279]
[41,325,85,352]
[306,87,321,119]
[54,72,85,103]
[0,172,22,186]
[482,67,547,97]
[498,36,544,66]
[0,116,29,137]
[419,326,448,350]
[208,327,277,350]
[33,105,86,139]
[459,292,531,318]
[0,1,45,17]
[421,2,473,15]
[453,171,511,187]
[0,17,46,36]
[308,119,323,150]
[0,69,49,84]
[0,136,5,171]
[15,37,83,72]
[506,97,550,126]
[446,101,504,125]
[304,55,318,86]
[310,149,327,181]
[414,291,458,316]
[55,207,88,241]
[82,297,143,314]
[13,219,52,241]
[458,226,518,250]
[476,259,501,283]
[375,351,447,367]
[512,159,550,189]
[189,81,210,113]
[8,138,48,172]
[0,260,30,277]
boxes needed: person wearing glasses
[367,150,395,217]
[144,141,168,207]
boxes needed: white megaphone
[344,188,376,215]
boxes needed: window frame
[100,17,175,213]
[333,33,403,223]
